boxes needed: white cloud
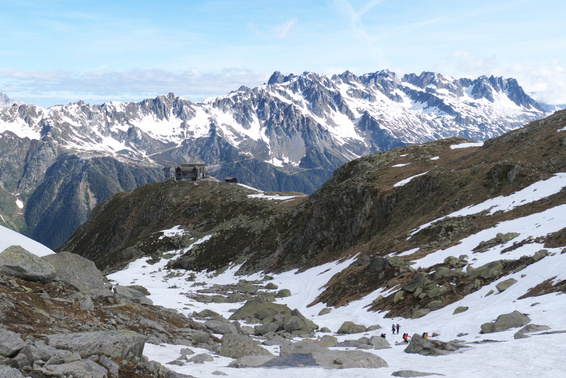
[0,68,269,108]
[274,19,297,39]
[447,51,566,105]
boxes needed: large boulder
[42,252,110,295]
[0,245,56,283]
[405,334,468,356]
[47,330,146,361]
[480,310,531,333]
[219,333,273,359]
[308,349,388,369]
[337,321,367,334]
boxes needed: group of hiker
[391,324,429,343]
[402,332,428,343]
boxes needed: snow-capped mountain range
[0,70,552,248]
[1,70,547,173]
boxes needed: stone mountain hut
[175,163,207,181]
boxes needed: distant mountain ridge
[0,70,551,247]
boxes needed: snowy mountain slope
[0,224,54,257]
[106,162,566,376]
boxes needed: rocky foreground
[1,245,556,377]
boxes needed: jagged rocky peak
[469,75,541,109]
[0,92,12,107]
[403,71,453,89]
[267,71,296,85]
[333,70,361,85]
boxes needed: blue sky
[1,0,565,107]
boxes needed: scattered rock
[453,306,468,315]
[496,278,518,293]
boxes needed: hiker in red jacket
[403,333,410,343]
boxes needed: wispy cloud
[0,68,269,107]
[274,19,298,39]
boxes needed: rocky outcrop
[229,299,318,337]
[46,330,146,360]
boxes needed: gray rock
[514,324,551,339]
[261,353,318,367]
[453,306,468,314]
[39,359,108,378]
[43,252,110,295]
[229,355,276,368]
[44,350,82,366]
[113,285,153,305]
[480,310,531,333]
[79,295,95,312]
[205,320,238,335]
[99,354,120,377]
[219,333,273,359]
[142,360,193,378]
[370,335,391,349]
[0,328,26,357]
[47,330,146,360]
[496,278,518,293]
[0,245,56,283]
[402,272,428,293]
[392,370,445,377]
[188,353,214,363]
[310,349,388,368]
[275,289,291,297]
[405,334,468,356]
[337,321,367,334]
[0,366,25,378]
[254,322,279,336]
[280,340,325,356]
